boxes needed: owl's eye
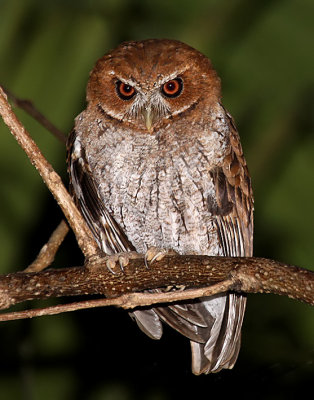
[116,81,136,100]
[161,78,183,98]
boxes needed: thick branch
[0,256,313,315]
[0,86,98,258]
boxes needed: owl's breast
[89,129,226,256]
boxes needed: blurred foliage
[0,0,313,398]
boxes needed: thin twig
[25,220,69,272]
[0,280,234,322]
[2,86,66,144]
[0,86,98,259]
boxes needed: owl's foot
[144,246,178,268]
[105,251,141,274]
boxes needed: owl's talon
[105,251,140,274]
[106,259,117,275]
[144,255,150,269]
[145,246,177,267]
[119,259,125,272]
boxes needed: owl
[67,39,253,374]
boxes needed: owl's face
[86,39,221,133]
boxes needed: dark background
[0,0,313,399]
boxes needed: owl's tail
[132,292,246,374]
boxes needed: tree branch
[0,86,98,259]
[0,255,313,320]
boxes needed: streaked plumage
[67,39,253,374]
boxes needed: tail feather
[132,292,246,374]
[132,309,163,340]
[192,294,246,374]
[155,305,209,343]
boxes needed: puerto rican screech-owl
[67,39,254,374]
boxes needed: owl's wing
[67,129,134,255]
[189,111,254,373]
[211,111,254,257]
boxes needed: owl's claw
[144,246,177,268]
[105,251,140,274]
[104,248,172,273]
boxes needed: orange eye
[116,81,136,100]
[162,78,183,98]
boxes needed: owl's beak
[142,107,154,133]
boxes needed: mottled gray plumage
[67,39,254,374]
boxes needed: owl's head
[87,39,221,132]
